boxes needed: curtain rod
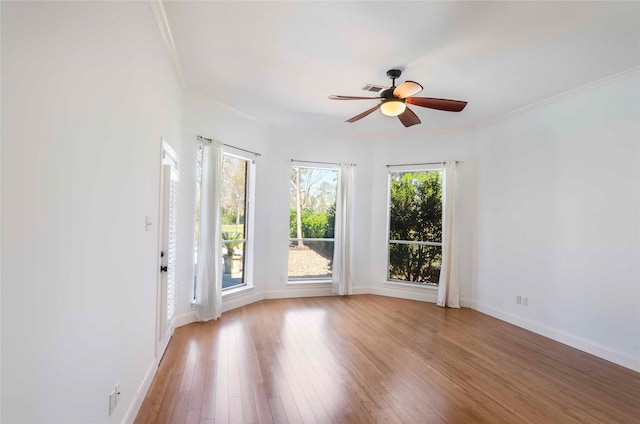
[386,160,462,168]
[290,159,356,167]
[197,135,261,157]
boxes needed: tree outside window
[288,167,338,280]
[388,169,443,285]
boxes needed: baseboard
[175,293,266,322]
[459,297,473,308]
[222,290,265,312]
[351,286,370,295]
[362,285,439,303]
[123,359,158,424]
[174,311,196,328]
[471,301,640,372]
[264,286,335,299]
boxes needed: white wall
[474,71,640,371]
[366,131,478,303]
[1,2,183,422]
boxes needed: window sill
[287,280,332,288]
[384,280,439,292]
[222,285,254,300]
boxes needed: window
[194,147,254,296]
[221,154,251,290]
[387,167,443,285]
[288,166,338,281]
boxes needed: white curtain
[194,139,223,321]
[332,164,354,295]
[437,161,460,308]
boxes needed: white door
[157,143,179,361]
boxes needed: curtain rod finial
[197,135,214,145]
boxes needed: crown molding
[184,87,269,126]
[148,0,187,89]
[473,66,640,130]
[148,1,267,126]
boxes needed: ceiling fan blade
[406,97,467,112]
[393,81,423,98]
[397,107,421,127]
[329,95,384,100]
[346,104,381,123]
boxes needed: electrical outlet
[516,295,521,305]
[109,388,117,416]
[523,297,528,306]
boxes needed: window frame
[192,146,256,301]
[287,163,339,283]
[221,151,255,292]
[385,164,444,287]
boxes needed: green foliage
[222,213,244,225]
[222,232,243,252]
[388,171,443,284]
[389,244,442,284]
[290,210,331,238]
[289,209,297,237]
[302,210,328,238]
[325,203,336,238]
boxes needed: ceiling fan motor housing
[380,88,398,99]
[386,69,402,80]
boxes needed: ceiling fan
[329,69,468,127]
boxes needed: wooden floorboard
[135,295,640,424]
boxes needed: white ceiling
[163,1,640,134]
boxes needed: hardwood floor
[135,295,640,424]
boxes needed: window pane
[388,169,443,285]
[388,243,441,285]
[288,240,334,280]
[289,167,338,239]
[288,166,338,281]
[222,240,245,289]
[221,155,248,290]
[389,170,442,243]
[222,156,247,239]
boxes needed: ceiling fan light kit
[329,69,468,127]
[380,99,406,116]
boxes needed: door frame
[156,139,178,361]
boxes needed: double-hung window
[288,165,338,281]
[387,166,443,285]
[194,147,255,296]
[220,153,253,290]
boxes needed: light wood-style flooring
[135,295,640,423]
